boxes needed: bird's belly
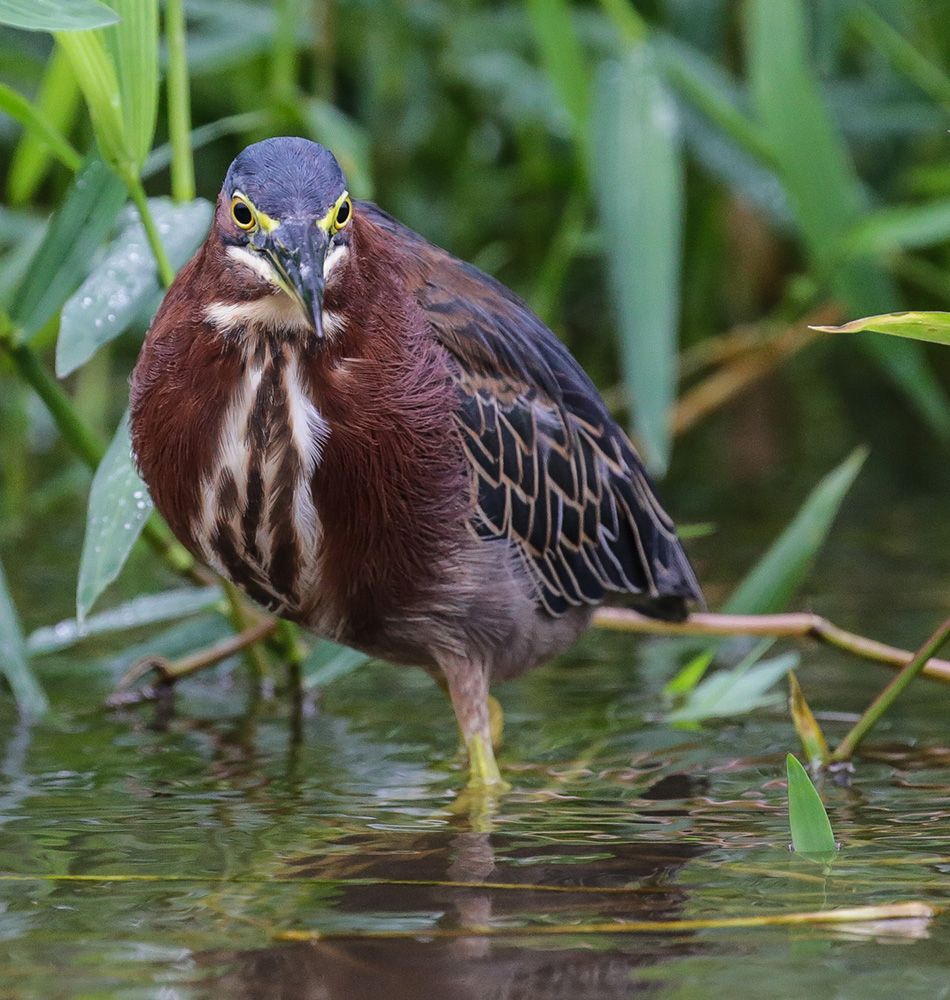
[191,349,330,622]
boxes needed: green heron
[130,137,702,787]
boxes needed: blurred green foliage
[2,0,950,711]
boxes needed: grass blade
[0,557,48,716]
[723,447,867,615]
[57,197,213,376]
[526,0,591,154]
[786,752,836,863]
[0,82,81,179]
[77,410,153,622]
[745,0,950,438]
[813,311,950,346]
[7,48,82,205]
[594,44,683,473]
[0,0,118,31]
[104,0,159,168]
[12,154,126,339]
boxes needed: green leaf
[302,640,370,690]
[303,101,373,200]
[76,411,153,622]
[852,8,950,116]
[667,644,797,722]
[8,48,82,205]
[723,448,867,615]
[57,197,213,376]
[843,200,950,257]
[27,586,221,655]
[12,154,126,339]
[0,82,82,176]
[55,28,132,172]
[594,44,683,473]
[745,0,950,439]
[789,670,828,768]
[0,556,48,716]
[104,0,159,168]
[0,0,118,31]
[664,649,713,696]
[526,0,591,152]
[812,311,950,347]
[786,752,837,863]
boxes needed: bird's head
[214,137,353,339]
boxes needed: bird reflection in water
[194,819,706,1000]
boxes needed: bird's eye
[333,197,352,231]
[231,196,256,230]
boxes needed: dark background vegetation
[3,0,950,707]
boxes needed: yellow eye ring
[332,196,353,232]
[231,196,256,230]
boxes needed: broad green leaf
[812,311,950,346]
[57,197,213,376]
[303,101,374,200]
[526,0,591,151]
[789,671,827,768]
[594,45,683,473]
[77,411,153,622]
[0,556,48,716]
[302,640,370,690]
[28,586,221,655]
[786,753,837,863]
[0,0,118,31]
[723,448,867,615]
[667,644,797,722]
[0,82,81,177]
[12,154,126,339]
[8,48,82,205]
[745,0,950,439]
[55,28,132,173]
[104,0,159,168]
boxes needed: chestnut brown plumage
[131,137,702,786]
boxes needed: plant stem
[271,0,299,106]
[222,580,271,679]
[312,0,336,102]
[163,0,195,203]
[2,333,201,581]
[124,172,175,287]
[829,614,950,763]
[592,607,950,684]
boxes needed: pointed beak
[257,222,329,338]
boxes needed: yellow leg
[467,731,505,787]
[487,694,504,751]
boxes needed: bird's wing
[361,203,702,617]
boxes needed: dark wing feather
[360,202,703,618]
